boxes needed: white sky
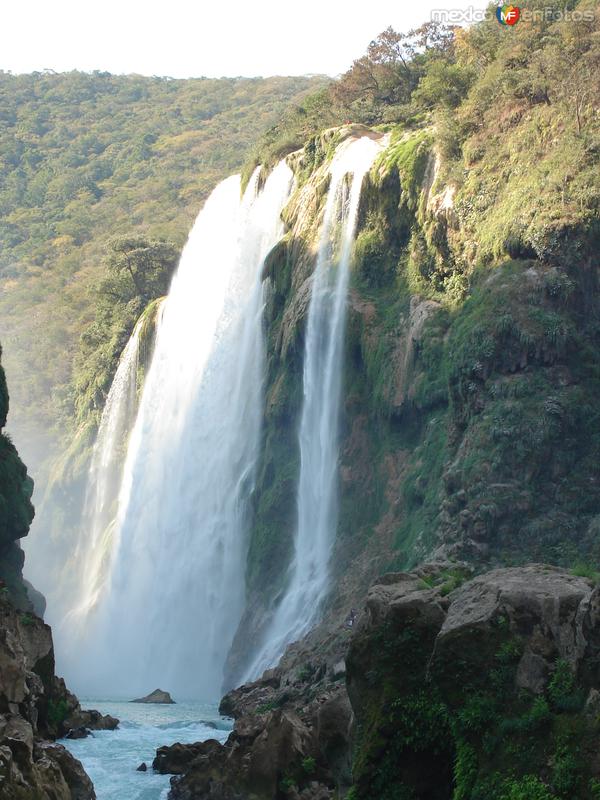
[1,0,490,78]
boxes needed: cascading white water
[72,319,144,618]
[63,162,293,700]
[51,319,149,665]
[243,136,383,680]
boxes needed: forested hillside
[0,70,327,480]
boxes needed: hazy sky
[2,0,490,78]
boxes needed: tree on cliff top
[101,236,178,307]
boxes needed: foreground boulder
[0,594,100,799]
[158,564,600,800]
[348,564,600,800]
[153,742,207,775]
[155,623,354,800]
[132,689,175,704]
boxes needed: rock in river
[131,688,175,704]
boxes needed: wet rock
[131,688,175,704]
[65,726,92,739]
[137,761,147,772]
[63,707,119,733]
[153,742,206,774]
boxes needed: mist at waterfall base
[55,161,293,701]
[244,136,384,681]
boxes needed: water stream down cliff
[73,316,145,621]
[243,135,384,680]
[63,162,293,699]
[56,135,384,699]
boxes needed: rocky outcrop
[0,351,35,615]
[163,694,351,800]
[348,564,600,799]
[0,348,116,798]
[0,594,99,799]
[154,742,207,775]
[132,688,175,704]
[157,620,354,800]
[162,564,600,799]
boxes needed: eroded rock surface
[160,564,600,800]
[0,594,106,799]
[348,564,600,799]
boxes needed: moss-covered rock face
[347,565,600,800]
[228,95,600,681]
[0,349,35,609]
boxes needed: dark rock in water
[136,762,147,772]
[153,741,208,774]
[62,701,119,734]
[131,688,175,704]
[65,726,92,740]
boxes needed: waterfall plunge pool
[64,699,232,800]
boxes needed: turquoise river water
[64,699,232,800]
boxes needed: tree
[333,27,420,114]
[101,236,179,306]
[331,23,461,120]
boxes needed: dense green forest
[0,71,327,481]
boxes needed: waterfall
[63,162,293,700]
[71,318,145,620]
[243,136,383,680]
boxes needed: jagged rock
[153,742,206,774]
[136,762,147,772]
[41,743,96,800]
[163,662,352,800]
[219,676,280,719]
[0,594,107,798]
[131,688,175,704]
[65,726,91,740]
[63,707,119,734]
[347,564,600,799]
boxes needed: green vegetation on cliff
[0,348,35,608]
[235,0,600,650]
[0,70,327,477]
[347,566,600,800]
